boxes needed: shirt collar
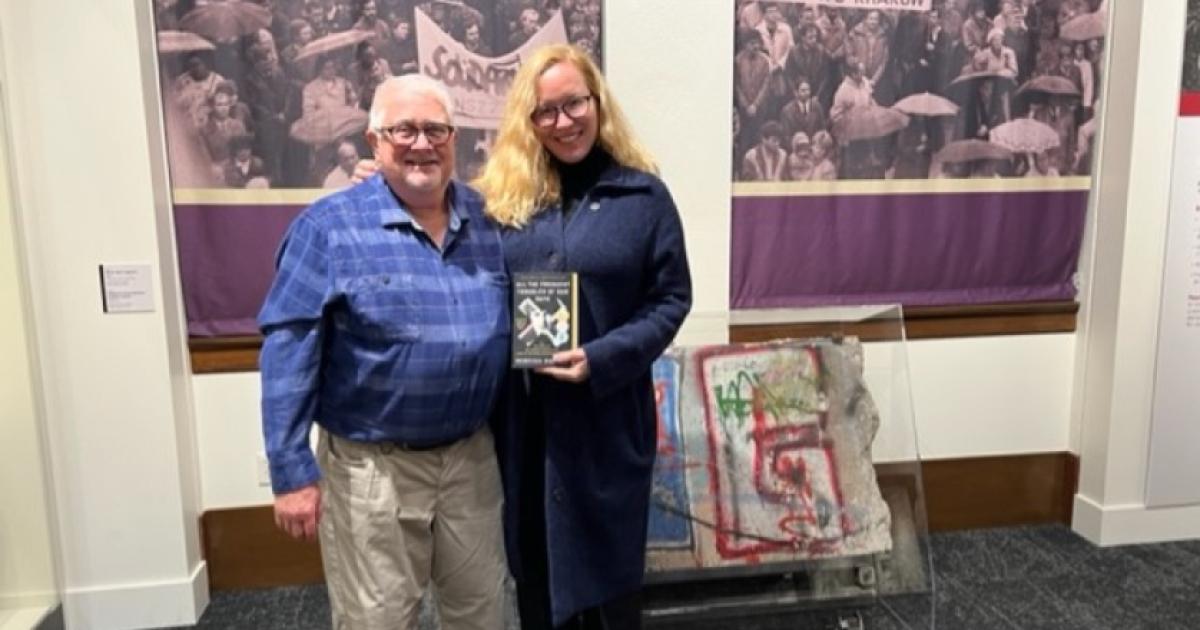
[373,175,470,232]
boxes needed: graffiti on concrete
[646,338,892,572]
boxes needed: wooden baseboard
[729,301,1078,344]
[201,506,324,590]
[922,452,1080,531]
[189,335,261,374]
[201,452,1079,591]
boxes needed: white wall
[605,1,732,346]
[195,374,275,508]
[1071,0,1200,545]
[0,2,207,628]
[907,335,1075,458]
[0,65,58,617]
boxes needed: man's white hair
[368,73,456,130]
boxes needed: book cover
[512,271,578,368]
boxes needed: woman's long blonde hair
[474,44,657,227]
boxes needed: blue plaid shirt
[258,175,510,494]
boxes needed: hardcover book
[512,271,578,368]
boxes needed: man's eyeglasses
[376,121,455,146]
[530,94,593,128]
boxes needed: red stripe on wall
[1179,92,1200,116]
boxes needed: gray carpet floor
[175,524,1200,629]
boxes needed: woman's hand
[351,159,379,184]
[535,348,590,383]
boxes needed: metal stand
[642,482,929,629]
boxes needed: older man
[258,74,509,629]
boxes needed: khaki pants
[317,427,506,630]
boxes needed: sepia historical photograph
[733,0,1107,182]
[154,0,602,189]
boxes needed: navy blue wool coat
[493,163,692,625]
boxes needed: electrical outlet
[256,453,271,488]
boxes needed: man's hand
[274,483,321,542]
[351,159,380,184]
[535,347,590,383]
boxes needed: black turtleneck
[553,146,612,218]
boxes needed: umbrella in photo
[833,105,910,142]
[1015,75,1081,100]
[157,30,216,54]
[290,106,369,145]
[988,118,1060,153]
[1060,10,1107,41]
[293,29,375,62]
[178,0,272,44]
[944,70,1018,101]
[892,92,959,117]
[934,139,1014,163]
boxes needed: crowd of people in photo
[734,0,1107,182]
[157,0,602,188]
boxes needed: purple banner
[730,189,1086,308]
[174,203,302,336]
[730,3,1104,308]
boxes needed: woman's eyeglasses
[530,94,593,128]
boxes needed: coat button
[552,488,564,503]
[548,252,561,266]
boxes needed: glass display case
[641,305,933,629]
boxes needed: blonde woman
[479,44,692,629]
